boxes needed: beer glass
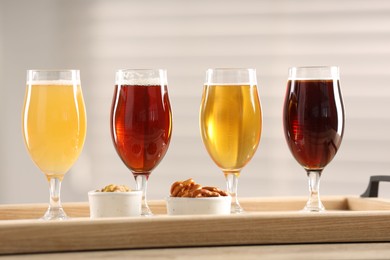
[22,70,87,220]
[110,69,172,216]
[283,66,345,211]
[200,68,262,213]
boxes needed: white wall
[1,0,390,204]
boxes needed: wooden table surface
[2,243,390,259]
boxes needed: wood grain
[4,243,390,260]
[0,196,390,255]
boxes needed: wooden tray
[1,196,390,255]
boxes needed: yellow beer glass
[22,70,87,220]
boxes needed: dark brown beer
[283,79,344,170]
[111,84,172,177]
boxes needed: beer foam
[115,79,166,86]
[115,69,167,85]
[288,66,339,80]
[27,80,81,85]
[205,82,254,86]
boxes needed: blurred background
[1,0,390,204]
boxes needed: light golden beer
[22,82,86,180]
[200,84,262,175]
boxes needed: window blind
[1,0,390,203]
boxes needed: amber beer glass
[111,69,172,216]
[22,70,87,220]
[283,66,345,212]
[200,68,262,213]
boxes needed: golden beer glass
[200,68,262,213]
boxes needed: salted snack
[88,185,142,218]
[100,184,130,192]
[170,178,228,198]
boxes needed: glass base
[41,206,68,220]
[231,202,244,214]
[303,203,325,212]
[141,205,153,217]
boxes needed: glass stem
[42,177,67,220]
[225,171,243,214]
[304,170,325,212]
[134,174,152,216]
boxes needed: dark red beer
[111,84,172,177]
[283,79,344,170]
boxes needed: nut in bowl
[166,179,231,215]
[88,184,142,218]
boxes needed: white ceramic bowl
[88,190,142,218]
[166,196,231,215]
